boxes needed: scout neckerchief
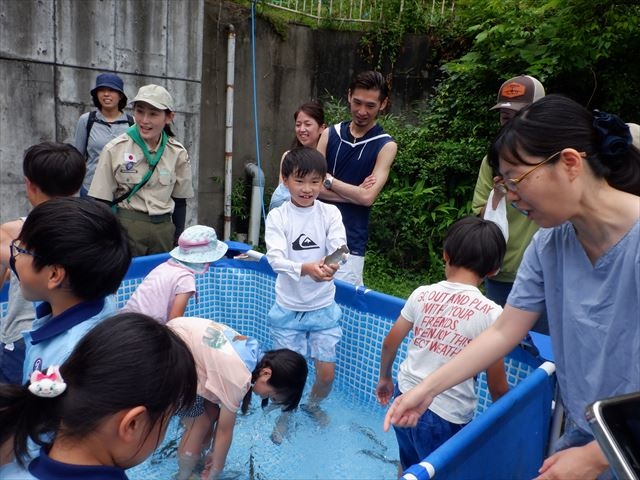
[111,125,168,207]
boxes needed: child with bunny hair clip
[0,312,197,479]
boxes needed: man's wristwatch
[323,175,333,190]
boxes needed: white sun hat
[170,225,228,264]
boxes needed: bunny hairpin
[28,366,67,398]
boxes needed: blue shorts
[268,303,342,363]
[392,385,466,470]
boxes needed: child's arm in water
[169,292,193,321]
[376,316,412,406]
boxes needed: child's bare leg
[177,414,212,480]
[301,360,335,426]
[308,359,335,405]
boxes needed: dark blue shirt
[28,448,129,479]
[325,121,393,255]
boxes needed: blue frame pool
[0,245,556,479]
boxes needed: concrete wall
[0,0,203,225]
[199,1,436,235]
[1,0,435,239]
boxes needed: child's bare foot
[300,403,330,426]
[270,411,291,444]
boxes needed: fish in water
[151,437,179,462]
[358,449,400,467]
[350,422,387,450]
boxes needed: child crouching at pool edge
[168,317,308,480]
[121,225,228,323]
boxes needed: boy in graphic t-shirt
[376,216,510,473]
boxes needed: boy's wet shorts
[177,394,205,418]
[268,302,342,363]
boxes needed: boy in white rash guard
[265,147,347,435]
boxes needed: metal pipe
[223,24,236,241]
[244,162,265,247]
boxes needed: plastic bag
[483,189,509,242]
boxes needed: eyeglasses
[495,151,563,194]
[9,240,36,281]
[10,239,35,260]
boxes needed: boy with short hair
[8,197,131,382]
[265,147,347,432]
[0,142,86,383]
[376,216,509,473]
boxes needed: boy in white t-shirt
[376,216,510,473]
[121,225,228,323]
[265,147,347,434]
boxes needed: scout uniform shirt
[88,133,194,215]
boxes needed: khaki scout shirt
[88,133,194,215]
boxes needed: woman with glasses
[384,94,640,480]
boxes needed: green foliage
[364,88,482,286]
[364,249,437,299]
[447,0,640,118]
[358,0,466,71]
[366,0,640,295]
[369,174,456,271]
[230,177,251,221]
[321,93,350,125]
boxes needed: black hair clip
[592,110,632,157]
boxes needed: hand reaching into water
[375,377,394,406]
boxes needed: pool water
[128,374,399,480]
